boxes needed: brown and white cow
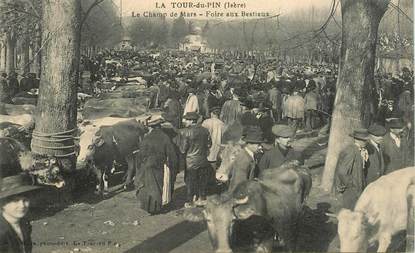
[333,167,415,252]
[184,165,312,253]
[76,118,147,195]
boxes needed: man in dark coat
[365,124,386,185]
[335,129,370,209]
[7,72,19,98]
[383,118,410,174]
[178,112,211,208]
[134,115,179,214]
[0,72,10,103]
[258,124,303,176]
[163,91,182,129]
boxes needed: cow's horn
[234,196,249,205]
[325,212,337,219]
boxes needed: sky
[115,0,333,18]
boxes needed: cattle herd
[0,48,414,253]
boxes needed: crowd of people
[77,49,414,212]
[0,48,413,252]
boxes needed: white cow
[335,167,415,252]
[0,114,34,129]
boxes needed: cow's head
[184,184,269,253]
[18,152,66,188]
[76,123,101,169]
[184,194,236,253]
[328,209,369,252]
[216,143,243,183]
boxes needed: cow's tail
[406,177,415,252]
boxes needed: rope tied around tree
[31,128,79,158]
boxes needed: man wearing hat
[0,174,42,253]
[383,118,411,174]
[183,88,199,117]
[335,128,370,209]
[304,80,320,131]
[258,124,302,175]
[267,81,282,123]
[220,88,243,127]
[202,106,224,169]
[133,115,179,214]
[227,126,265,192]
[163,90,182,129]
[179,112,211,208]
[366,124,386,184]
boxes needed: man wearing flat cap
[335,128,370,209]
[383,118,411,174]
[366,124,386,184]
[258,124,303,176]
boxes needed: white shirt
[244,147,255,160]
[370,139,380,152]
[390,132,401,148]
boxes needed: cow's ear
[95,138,105,147]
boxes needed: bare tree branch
[80,0,106,27]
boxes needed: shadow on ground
[123,221,206,253]
[297,202,338,252]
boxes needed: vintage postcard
[0,0,413,252]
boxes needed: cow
[0,137,65,188]
[11,97,37,105]
[332,167,415,252]
[0,122,31,147]
[0,103,36,115]
[0,114,35,130]
[406,180,415,252]
[76,115,155,168]
[77,119,146,196]
[184,163,312,253]
[82,98,151,120]
[215,143,244,183]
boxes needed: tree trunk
[6,32,16,73]
[31,0,81,171]
[0,39,6,72]
[22,35,30,74]
[320,0,389,191]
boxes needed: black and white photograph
[0,0,414,252]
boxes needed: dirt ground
[26,133,348,253]
[29,172,343,253]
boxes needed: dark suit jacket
[335,144,366,209]
[258,145,303,176]
[365,142,385,185]
[228,149,255,192]
[383,133,409,174]
[0,215,32,253]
